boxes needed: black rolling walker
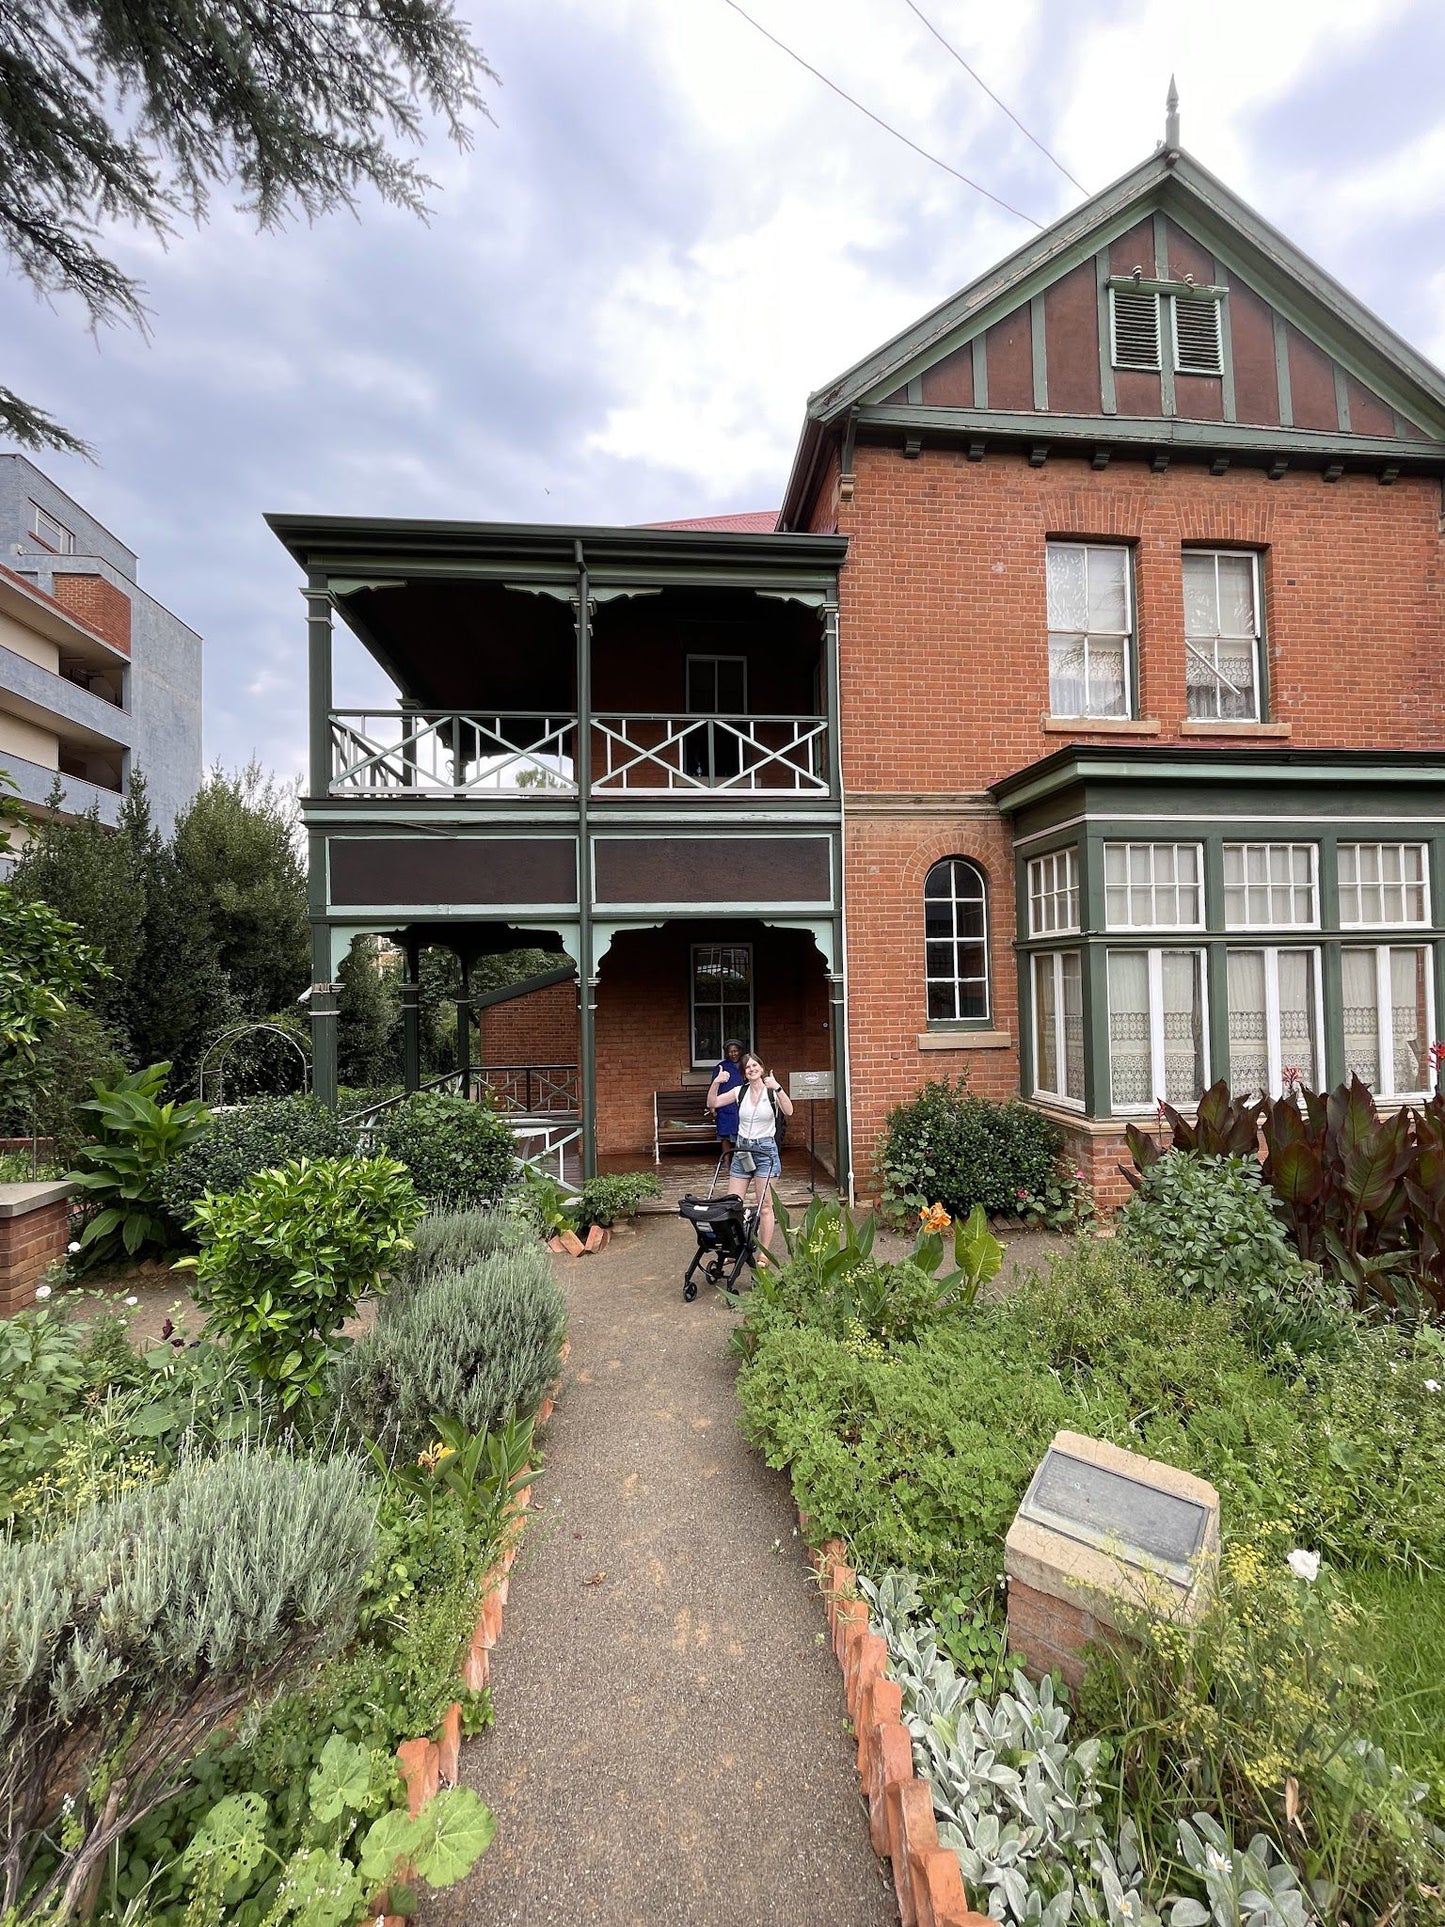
[678,1146,759,1301]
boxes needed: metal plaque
[1019,1448,1211,1582]
[789,1070,834,1099]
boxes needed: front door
[684,655,747,784]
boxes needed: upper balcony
[270,517,847,815]
[327,707,830,799]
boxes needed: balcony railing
[330,711,578,795]
[327,710,831,796]
[591,714,829,792]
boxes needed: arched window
[924,857,989,1022]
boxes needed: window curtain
[1161,951,1204,1103]
[1276,951,1317,1088]
[1227,950,1268,1094]
[1391,947,1428,1094]
[1108,953,1151,1108]
[1341,948,1379,1089]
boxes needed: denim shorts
[731,1137,781,1180]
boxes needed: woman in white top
[711,1050,794,1261]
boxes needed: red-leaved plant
[1126,1075,1445,1316]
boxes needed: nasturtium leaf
[410,1787,497,1886]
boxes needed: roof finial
[1165,75,1180,151]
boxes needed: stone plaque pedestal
[1004,1429,1219,1692]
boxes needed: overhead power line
[901,0,1088,195]
[721,0,1044,228]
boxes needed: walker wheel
[683,1280,698,1302]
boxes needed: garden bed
[737,1177,1445,1925]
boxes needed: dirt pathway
[438,1213,897,1927]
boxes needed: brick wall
[829,443,1445,1194]
[477,978,579,1067]
[832,445,1445,795]
[50,574,132,656]
[0,1191,70,1316]
[594,925,835,1162]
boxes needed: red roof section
[641,510,779,533]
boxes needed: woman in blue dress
[705,1039,745,1157]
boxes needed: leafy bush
[331,1245,566,1461]
[0,1449,375,1920]
[1132,1076,1445,1317]
[738,1236,1445,1608]
[156,1094,359,1219]
[65,1061,211,1267]
[866,1568,1321,1927]
[575,1170,662,1230]
[1079,1535,1443,1924]
[1121,1152,1354,1360]
[368,1091,516,1209]
[0,1004,127,1167]
[181,1155,422,1409]
[879,1076,1061,1222]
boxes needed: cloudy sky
[6,0,1444,784]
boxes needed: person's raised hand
[764,1073,780,1090]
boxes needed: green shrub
[1079,1533,1443,1923]
[0,1004,127,1167]
[879,1076,1062,1222]
[1121,1150,1355,1359]
[65,1061,212,1267]
[393,1205,535,1297]
[332,1246,566,1461]
[575,1171,662,1230]
[739,1235,1445,1608]
[157,1094,358,1219]
[0,1449,375,1920]
[181,1155,422,1409]
[368,1091,516,1209]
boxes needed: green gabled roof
[778,144,1445,525]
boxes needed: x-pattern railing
[474,1064,579,1115]
[592,713,829,792]
[330,711,577,794]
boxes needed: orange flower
[918,1202,952,1233]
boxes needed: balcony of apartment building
[0,565,131,829]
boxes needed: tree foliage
[0,0,493,449]
[171,763,309,1021]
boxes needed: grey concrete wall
[0,454,136,578]
[0,455,202,836]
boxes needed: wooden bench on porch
[653,1087,719,1160]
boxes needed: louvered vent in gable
[1172,293,1223,375]
[1109,286,1161,370]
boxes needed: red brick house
[273,131,1445,1204]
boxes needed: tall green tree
[171,765,309,1021]
[127,836,236,1091]
[1,0,493,451]
[337,935,399,1089]
[8,776,145,1039]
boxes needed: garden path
[437,1212,899,1927]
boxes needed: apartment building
[0,455,203,859]
[274,128,1445,1203]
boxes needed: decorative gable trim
[780,148,1445,526]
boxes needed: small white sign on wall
[789,1070,834,1099]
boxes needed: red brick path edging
[362,1340,570,1925]
[801,1511,991,1927]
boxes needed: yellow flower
[919,1202,952,1233]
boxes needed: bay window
[1104,842,1203,930]
[1223,843,1317,930]
[1107,949,1207,1111]
[1226,947,1322,1096]
[1028,848,1079,936]
[1338,843,1429,927]
[1046,542,1132,719]
[1033,950,1084,1106]
[1342,946,1434,1097]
